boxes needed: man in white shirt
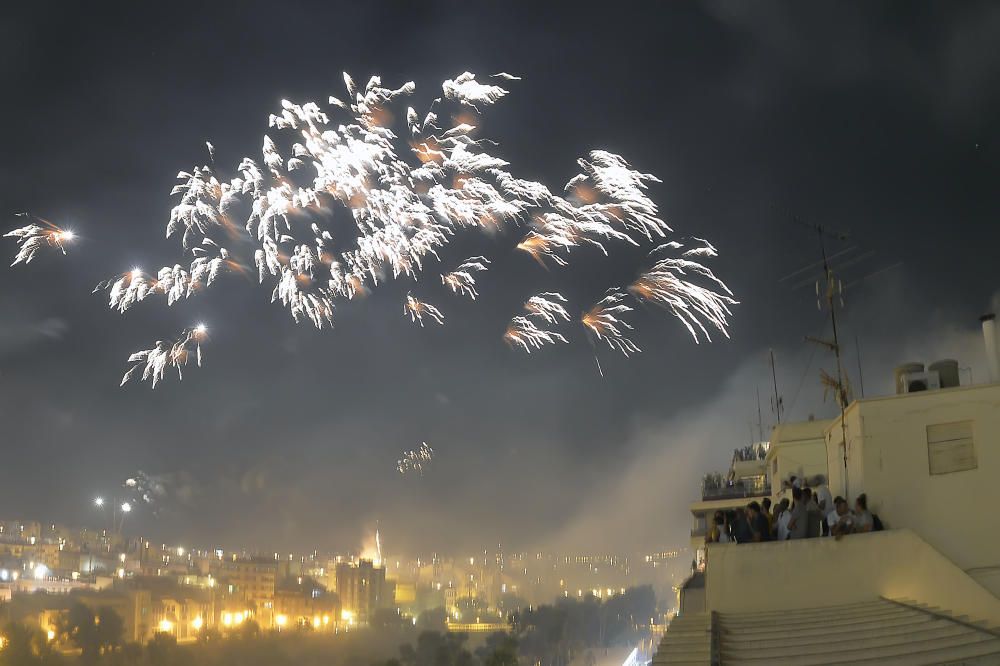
[812,475,834,536]
[776,498,792,541]
[827,496,855,538]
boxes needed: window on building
[927,421,977,475]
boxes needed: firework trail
[4,214,75,266]
[628,239,736,343]
[441,256,490,299]
[120,324,208,388]
[581,289,641,357]
[404,292,445,327]
[397,442,434,475]
[71,70,734,378]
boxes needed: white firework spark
[523,292,571,325]
[628,239,737,342]
[504,292,570,353]
[397,441,434,475]
[504,316,568,353]
[120,324,208,389]
[441,256,490,299]
[581,289,641,357]
[404,292,444,327]
[443,72,508,108]
[4,214,75,266]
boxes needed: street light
[94,497,104,508]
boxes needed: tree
[0,621,59,666]
[477,632,518,666]
[144,633,179,666]
[57,603,125,663]
[95,606,125,653]
[416,607,448,632]
[59,603,100,664]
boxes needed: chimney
[981,314,1000,383]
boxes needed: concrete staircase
[715,598,1000,665]
[652,611,712,665]
[652,599,1000,664]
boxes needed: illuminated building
[335,559,388,625]
[273,583,340,629]
[217,558,277,626]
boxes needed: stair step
[721,613,933,640]
[722,621,973,654]
[842,637,1000,666]
[723,632,999,665]
[719,604,915,629]
[722,600,889,622]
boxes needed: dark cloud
[1,2,998,558]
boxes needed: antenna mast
[769,349,783,425]
[800,219,852,499]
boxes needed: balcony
[701,477,769,501]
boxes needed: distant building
[336,559,388,624]
[688,442,770,554]
[216,558,277,626]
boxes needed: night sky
[2,2,999,557]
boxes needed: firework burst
[49,70,734,380]
[397,442,434,475]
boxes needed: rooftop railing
[701,477,769,501]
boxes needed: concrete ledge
[704,529,1000,625]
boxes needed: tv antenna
[797,217,852,498]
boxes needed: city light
[46,630,55,641]
[120,502,132,513]
[33,564,48,580]
[191,617,203,631]
[94,497,104,507]
[275,614,288,629]
[341,610,355,625]
[222,612,233,627]
[158,619,173,633]
[312,616,321,629]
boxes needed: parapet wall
[704,529,1000,625]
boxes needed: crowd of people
[706,475,883,544]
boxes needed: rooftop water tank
[894,362,924,394]
[928,359,960,389]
